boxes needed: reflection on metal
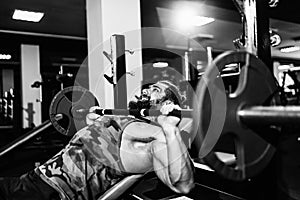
[270,29,281,47]
[232,0,258,54]
[206,46,213,66]
[243,0,258,55]
[52,63,86,67]
[0,119,55,158]
[221,64,241,77]
[126,71,136,76]
[238,106,300,126]
[125,49,135,55]
[280,46,300,53]
[24,102,35,127]
[183,51,191,81]
[269,0,279,7]
[233,36,245,49]
[99,174,144,200]
[232,0,245,16]
[103,51,113,64]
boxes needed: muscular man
[0,80,194,200]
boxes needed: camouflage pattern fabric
[35,116,136,200]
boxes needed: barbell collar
[238,106,300,126]
[54,114,63,121]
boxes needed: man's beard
[128,93,165,110]
[128,90,177,111]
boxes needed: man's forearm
[162,125,194,192]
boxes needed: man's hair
[154,80,185,106]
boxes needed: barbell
[49,51,299,181]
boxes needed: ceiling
[1,0,300,61]
[0,0,86,38]
[141,0,300,61]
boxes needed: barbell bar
[76,108,193,118]
[238,106,300,126]
[78,106,300,126]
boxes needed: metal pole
[238,106,300,126]
[206,46,213,66]
[111,35,127,109]
[256,0,272,70]
[93,108,193,118]
[242,0,272,70]
[243,0,258,55]
[99,174,143,200]
[0,120,53,158]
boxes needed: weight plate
[193,51,276,181]
[49,86,99,136]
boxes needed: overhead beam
[0,29,86,40]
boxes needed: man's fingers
[174,105,181,110]
[87,113,100,120]
[160,106,171,115]
[89,106,101,113]
[160,104,181,115]
[86,106,102,125]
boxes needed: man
[0,80,194,200]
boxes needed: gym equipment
[111,34,127,109]
[81,108,192,118]
[49,86,99,136]
[0,89,14,125]
[99,174,144,200]
[48,50,276,181]
[269,0,279,7]
[0,119,57,158]
[80,52,281,186]
[193,50,277,181]
[48,51,300,181]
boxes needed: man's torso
[36,117,135,200]
[36,116,192,200]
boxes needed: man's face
[148,82,168,106]
[128,82,168,110]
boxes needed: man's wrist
[162,125,179,138]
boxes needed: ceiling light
[192,16,215,27]
[62,57,77,62]
[174,8,214,31]
[0,54,12,60]
[12,9,44,22]
[153,62,168,68]
[224,63,238,70]
[174,8,195,31]
[280,46,300,53]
